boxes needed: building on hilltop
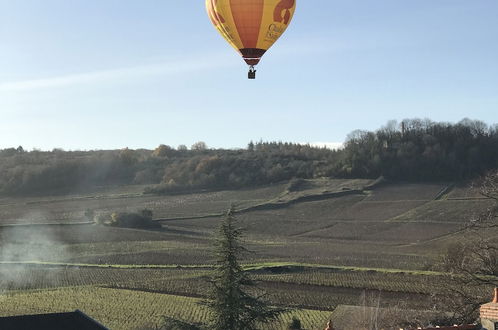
[0,310,108,330]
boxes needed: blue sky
[1,0,497,150]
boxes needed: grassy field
[0,178,494,329]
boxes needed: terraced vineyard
[0,179,495,329]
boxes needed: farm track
[0,260,211,269]
[0,221,93,228]
[0,261,448,276]
[291,223,339,237]
[393,224,468,247]
[434,184,454,200]
[446,197,491,200]
[101,285,206,299]
[0,192,144,207]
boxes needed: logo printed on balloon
[273,0,294,25]
[208,0,225,26]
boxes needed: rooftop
[0,310,107,330]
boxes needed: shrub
[109,209,160,229]
[94,213,111,225]
[83,209,95,221]
[288,317,302,329]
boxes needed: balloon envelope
[206,0,296,66]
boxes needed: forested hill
[1,118,497,196]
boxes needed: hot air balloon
[206,0,296,79]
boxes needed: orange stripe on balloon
[229,0,264,49]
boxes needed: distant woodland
[1,118,497,196]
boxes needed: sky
[1,0,497,151]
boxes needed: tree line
[1,118,497,196]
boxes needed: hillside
[0,177,496,328]
[1,119,497,198]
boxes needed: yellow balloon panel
[256,0,296,51]
[206,0,244,52]
[206,0,296,65]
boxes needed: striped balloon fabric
[206,0,296,67]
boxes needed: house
[0,310,108,330]
[480,288,498,330]
[325,304,445,330]
[408,326,479,330]
[324,288,498,330]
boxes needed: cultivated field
[0,178,495,329]
[0,286,332,329]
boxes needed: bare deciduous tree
[436,170,498,323]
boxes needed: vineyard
[0,183,288,224]
[0,264,444,328]
[0,286,331,329]
[0,179,495,329]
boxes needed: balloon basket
[248,66,256,79]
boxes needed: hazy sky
[1,0,497,150]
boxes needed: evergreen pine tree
[208,207,283,330]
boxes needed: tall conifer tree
[208,207,283,330]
